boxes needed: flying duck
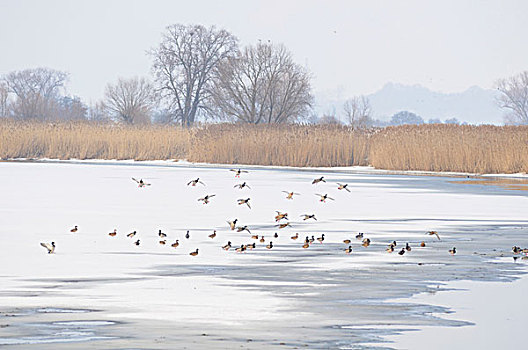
[187,178,205,186]
[237,226,251,233]
[282,191,300,200]
[132,178,151,187]
[227,219,238,230]
[70,225,78,233]
[40,242,55,254]
[277,222,291,229]
[237,198,251,209]
[275,211,288,221]
[426,231,441,240]
[337,183,351,192]
[230,169,248,177]
[234,182,251,189]
[315,193,334,202]
[301,214,317,221]
[189,249,199,256]
[198,194,216,204]
[312,176,326,184]
[127,231,137,238]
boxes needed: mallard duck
[227,219,238,230]
[198,194,216,204]
[208,230,217,239]
[251,235,259,240]
[291,233,299,240]
[275,211,288,221]
[189,249,199,256]
[237,198,251,209]
[40,242,55,254]
[222,241,232,250]
[260,236,265,243]
[187,178,205,186]
[398,248,405,255]
[309,236,315,244]
[246,243,256,250]
[304,236,310,243]
[312,176,326,184]
[237,226,251,233]
[70,225,78,233]
[449,247,457,255]
[317,234,325,243]
[108,229,117,237]
[405,243,411,252]
[315,193,334,202]
[343,239,352,244]
[158,230,167,238]
[134,239,140,246]
[234,182,251,189]
[426,231,441,240]
[132,178,151,187]
[277,222,291,229]
[235,245,246,252]
[171,240,179,248]
[386,245,394,253]
[282,191,300,200]
[302,242,310,249]
[344,246,353,254]
[337,183,351,192]
[230,169,248,177]
[127,231,137,238]
[355,232,364,240]
[266,242,273,249]
[300,214,317,221]
[362,238,371,247]
[159,240,166,245]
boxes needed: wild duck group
[41,167,524,258]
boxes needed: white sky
[1,0,527,103]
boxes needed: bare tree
[0,82,8,118]
[2,67,69,120]
[211,42,313,124]
[343,96,372,128]
[496,71,528,125]
[150,24,238,126]
[103,77,155,124]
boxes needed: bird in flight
[237,198,251,209]
[187,178,205,186]
[337,183,351,192]
[234,182,251,189]
[275,211,288,222]
[198,194,216,204]
[40,242,55,254]
[132,178,151,187]
[315,193,334,202]
[312,176,326,184]
[300,214,317,221]
[230,169,248,177]
[282,191,300,200]
[227,219,238,230]
[426,231,441,240]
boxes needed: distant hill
[315,83,504,125]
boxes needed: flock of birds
[36,168,480,259]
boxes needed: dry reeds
[1,120,527,174]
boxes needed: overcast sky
[1,0,527,104]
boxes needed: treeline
[2,120,527,174]
[1,23,527,126]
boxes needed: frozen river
[0,161,527,349]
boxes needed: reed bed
[1,120,527,174]
[369,124,528,173]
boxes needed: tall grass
[1,119,527,174]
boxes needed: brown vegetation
[1,120,527,174]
